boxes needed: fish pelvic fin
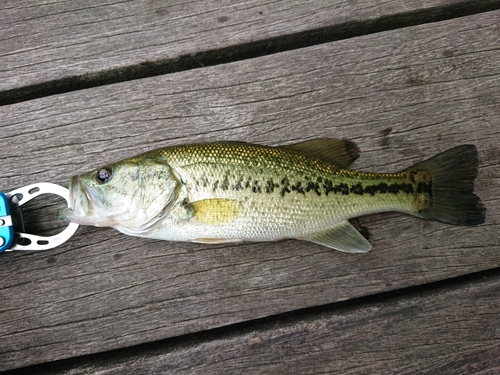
[404,145,486,226]
[301,221,371,253]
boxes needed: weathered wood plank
[1,0,498,95]
[1,10,499,370]
[17,272,500,375]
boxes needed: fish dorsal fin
[189,198,241,225]
[302,221,371,253]
[281,138,360,168]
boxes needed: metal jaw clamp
[0,183,79,252]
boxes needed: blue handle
[0,193,14,252]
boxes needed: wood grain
[0,0,497,94]
[0,9,499,371]
[19,272,500,375]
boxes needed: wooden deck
[1,1,499,373]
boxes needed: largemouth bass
[60,139,485,253]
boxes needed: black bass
[59,139,485,253]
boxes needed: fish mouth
[59,176,101,225]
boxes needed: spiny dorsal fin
[301,221,371,253]
[281,138,360,168]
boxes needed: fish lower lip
[58,176,85,222]
[68,176,94,218]
[69,176,82,209]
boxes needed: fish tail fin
[405,145,485,226]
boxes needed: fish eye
[96,167,113,184]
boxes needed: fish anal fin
[190,198,241,225]
[302,221,371,253]
[281,138,360,168]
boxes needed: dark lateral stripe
[318,180,419,197]
[212,175,431,198]
[349,182,415,196]
[283,179,419,198]
[417,182,433,196]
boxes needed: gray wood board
[22,272,500,375]
[1,10,499,371]
[0,0,495,93]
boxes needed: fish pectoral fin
[189,198,241,225]
[302,221,371,253]
[280,138,360,168]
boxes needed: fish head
[59,157,179,232]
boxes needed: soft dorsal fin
[281,138,360,168]
[301,221,371,253]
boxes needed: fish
[59,139,486,253]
